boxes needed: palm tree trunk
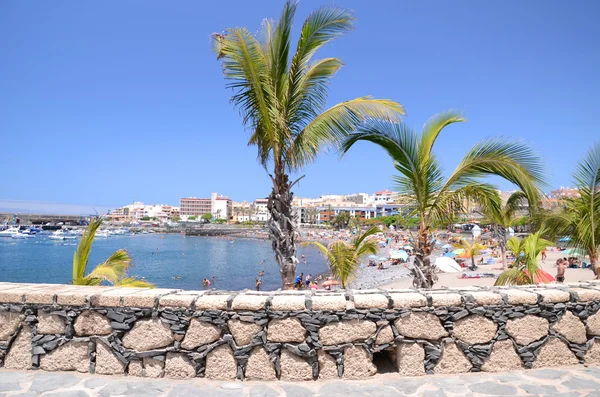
[590,249,599,279]
[411,217,437,289]
[267,172,299,290]
[501,245,507,270]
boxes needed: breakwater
[1,281,600,380]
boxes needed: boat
[95,230,109,238]
[11,233,27,239]
[0,227,21,237]
[48,230,67,240]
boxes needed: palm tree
[332,211,351,230]
[454,237,485,270]
[495,230,553,285]
[482,190,531,270]
[213,1,404,288]
[72,217,154,287]
[543,143,600,275]
[348,215,362,231]
[306,226,379,288]
[341,112,545,288]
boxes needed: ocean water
[0,234,328,291]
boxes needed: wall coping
[1,280,599,310]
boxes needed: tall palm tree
[495,230,553,285]
[341,112,545,288]
[454,237,485,270]
[306,226,379,288]
[213,1,404,288]
[543,143,600,275]
[72,218,154,287]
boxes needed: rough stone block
[394,312,448,340]
[429,292,462,307]
[533,338,578,368]
[481,340,522,372]
[343,346,376,379]
[74,310,112,336]
[267,318,306,343]
[585,340,600,364]
[245,347,276,380]
[39,341,89,372]
[506,315,549,345]
[143,357,165,378]
[0,311,23,341]
[195,294,229,310]
[375,325,394,345]
[228,319,261,346]
[390,292,427,308]
[572,288,600,302]
[534,289,571,303]
[317,350,338,379]
[0,286,37,303]
[502,289,538,305]
[56,286,115,306]
[158,293,198,309]
[271,295,306,311]
[311,295,347,311]
[586,311,600,336]
[4,326,32,370]
[123,288,178,308]
[553,311,587,344]
[164,352,196,379]
[467,291,503,305]
[353,293,388,309]
[231,294,267,310]
[280,350,312,381]
[396,343,425,376]
[90,288,142,307]
[453,315,497,345]
[127,360,143,377]
[181,318,221,350]
[36,312,65,335]
[434,342,472,374]
[205,345,237,380]
[319,319,376,345]
[95,342,125,375]
[122,319,174,351]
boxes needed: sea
[0,234,328,291]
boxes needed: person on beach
[541,249,547,262]
[556,259,567,283]
[305,274,311,287]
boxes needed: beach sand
[380,248,596,289]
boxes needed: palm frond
[352,226,380,250]
[418,110,466,161]
[72,217,103,283]
[87,249,131,284]
[268,0,296,100]
[494,268,530,286]
[115,277,155,288]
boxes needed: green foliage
[453,237,485,267]
[171,216,181,222]
[200,213,212,221]
[213,218,227,224]
[305,226,379,288]
[188,216,197,221]
[495,230,553,286]
[140,216,151,221]
[331,212,351,229]
[72,218,154,288]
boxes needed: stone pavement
[2,366,600,397]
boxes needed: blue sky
[1,0,599,213]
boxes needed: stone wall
[1,281,600,380]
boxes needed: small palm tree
[306,226,379,288]
[348,216,362,231]
[454,237,485,270]
[495,230,553,286]
[543,143,600,275]
[72,217,154,287]
[213,1,404,288]
[341,111,545,288]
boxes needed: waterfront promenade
[1,365,600,396]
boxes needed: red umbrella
[524,269,555,283]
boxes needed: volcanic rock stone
[481,340,523,372]
[181,318,221,350]
[343,346,376,379]
[319,319,375,345]
[586,311,600,336]
[245,347,276,380]
[280,349,313,381]
[267,318,306,343]
[228,319,261,346]
[533,338,578,368]
[434,342,472,374]
[394,312,448,340]
[375,325,394,345]
[396,343,425,376]
[205,345,237,380]
[122,318,174,351]
[453,315,497,345]
[36,312,65,335]
[127,361,143,377]
[39,341,89,372]
[317,350,338,379]
[4,326,32,370]
[73,310,112,336]
[144,357,165,378]
[95,342,125,375]
[0,311,22,341]
[505,315,549,345]
[164,353,196,379]
[553,311,587,344]
[585,340,600,364]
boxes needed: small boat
[48,230,67,240]
[95,230,109,238]
[0,227,21,237]
[11,233,28,239]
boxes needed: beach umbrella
[435,257,462,273]
[452,248,465,255]
[486,258,496,264]
[523,269,555,283]
[390,250,409,260]
[442,244,452,249]
[403,245,413,250]
[368,254,379,259]
[443,252,457,258]
[564,248,587,257]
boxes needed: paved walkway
[1,366,600,396]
